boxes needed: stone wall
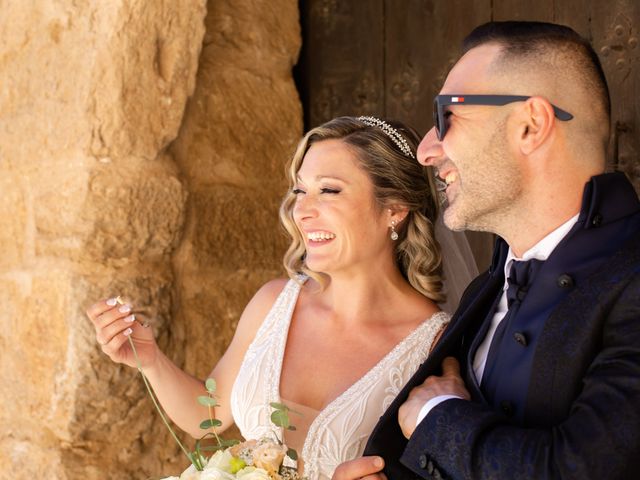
[0,0,301,478]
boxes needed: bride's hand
[86,297,158,369]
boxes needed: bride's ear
[387,205,409,225]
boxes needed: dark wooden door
[295,0,640,271]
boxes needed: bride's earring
[390,220,399,241]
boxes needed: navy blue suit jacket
[364,172,640,480]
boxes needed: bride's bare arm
[87,278,288,438]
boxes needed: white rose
[205,449,235,473]
[199,467,235,480]
[236,466,271,480]
[179,464,201,480]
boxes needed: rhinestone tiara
[357,116,415,159]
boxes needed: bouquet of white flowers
[161,436,302,480]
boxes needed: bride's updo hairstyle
[279,116,445,302]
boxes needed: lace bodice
[230,278,450,480]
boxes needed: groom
[334,21,640,480]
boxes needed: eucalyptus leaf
[270,409,290,428]
[269,402,289,411]
[200,418,223,430]
[197,445,218,452]
[286,448,298,461]
[219,438,241,447]
[206,444,229,452]
[197,395,218,407]
[205,378,217,393]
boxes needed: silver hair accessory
[357,116,415,159]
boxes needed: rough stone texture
[0,0,208,478]
[169,0,302,385]
[0,0,301,477]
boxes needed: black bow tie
[506,258,545,308]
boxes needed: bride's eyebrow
[295,174,349,184]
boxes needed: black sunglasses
[433,94,574,141]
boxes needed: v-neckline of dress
[269,279,448,478]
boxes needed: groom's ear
[516,96,556,156]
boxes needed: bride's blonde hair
[279,116,444,302]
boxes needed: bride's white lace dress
[230,278,450,480]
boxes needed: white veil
[435,216,479,314]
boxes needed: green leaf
[205,378,217,393]
[200,418,223,430]
[270,409,290,428]
[188,452,205,471]
[197,440,239,452]
[286,448,298,461]
[197,395,218,407]
[197,445,218,452]
[269,402,289,411]
[219,438,240,447]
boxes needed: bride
[86,116,476,480]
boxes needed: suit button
[419,453,428,469]
[591,213,603,226]
[501,400,514,417]
[557,274,574,289]
[513,332,528,346]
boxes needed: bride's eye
[320,187,340,194]
[292,188,306,195]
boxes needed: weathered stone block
[0,172,27,269]
[90,0,208,160]
[80,158,188,266]
[184,185,288,271]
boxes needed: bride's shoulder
[250,278,290,309]
[233,278,291,338]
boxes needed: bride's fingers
[86,297,122,322]
[100,326,133,357]
[93,302,134,330]
[96,314,137,346]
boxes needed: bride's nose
[293,194,319,221]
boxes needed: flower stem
[127,336,202,471]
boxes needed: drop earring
[390,220,399,241]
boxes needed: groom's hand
[332,456,387,480]
[398,357,470,438]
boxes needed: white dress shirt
[415,214,579,427]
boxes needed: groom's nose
[417,127,444,167]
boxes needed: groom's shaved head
[463,21,611,154]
